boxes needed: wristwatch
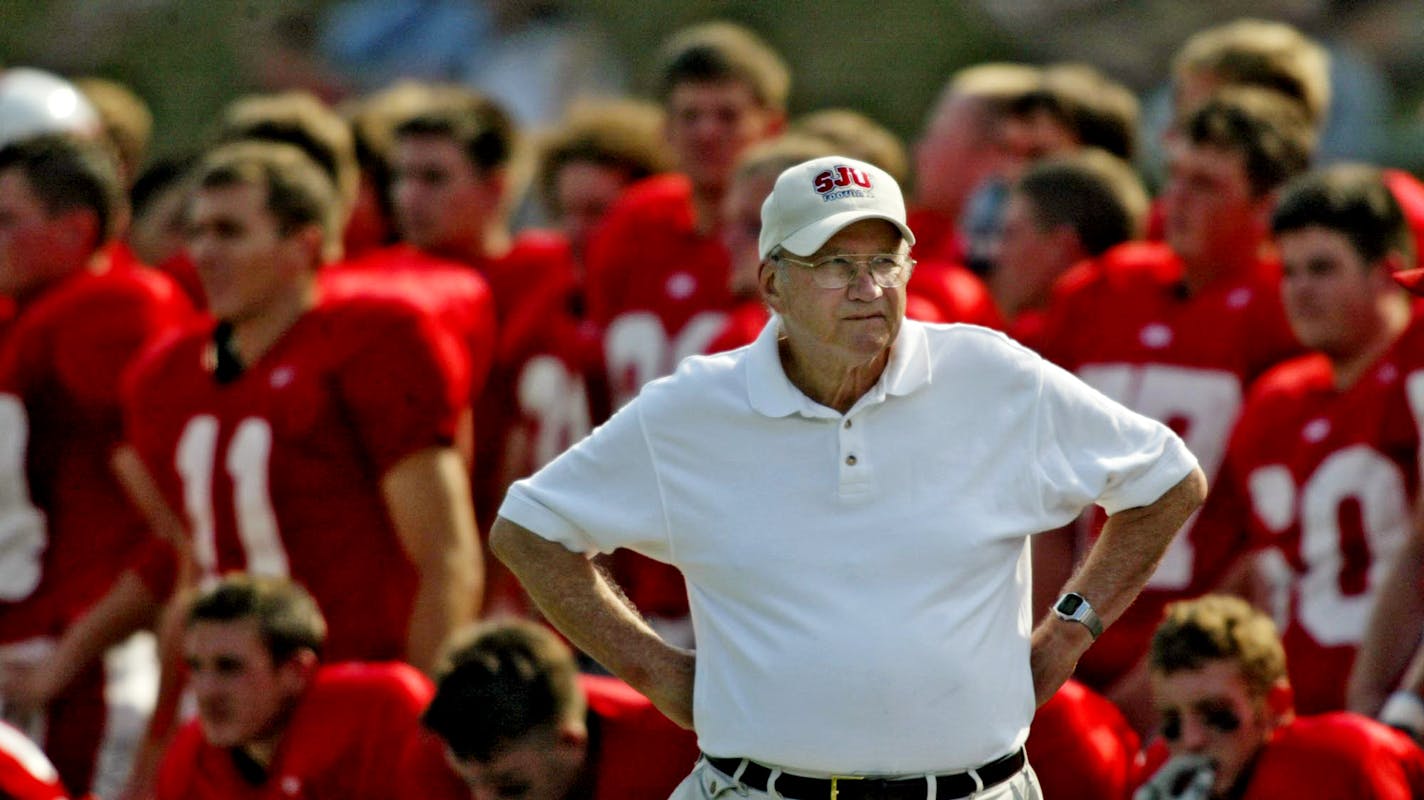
[1053,592,1104,639]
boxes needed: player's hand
[1133,754,1214,800]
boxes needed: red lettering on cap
[815,165,872,195]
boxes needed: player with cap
[488,154,1206,799]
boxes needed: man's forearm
[407,559,480,674]
[491,516,695,728]
[1347,529,1424,714]
[1031,467,1207,705]
[1067,467,1208,627]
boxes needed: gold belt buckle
[829,774,863,800]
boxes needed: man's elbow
[1180,466,1209,512]
[489,516,531,566]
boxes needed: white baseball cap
[758,155,915,260]
[0,68,100,149]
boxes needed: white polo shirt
[500,318,1197,774]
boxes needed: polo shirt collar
[745,315,932,418]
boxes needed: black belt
[704,747,1026,800]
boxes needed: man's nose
[846,267,884,300]
[1178,716,1211,751]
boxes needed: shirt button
[845,455,857,466]
[844,419,853,429]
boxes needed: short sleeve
[498,397,668,559]
[1033,355,1198,518]
[338,306,469,475]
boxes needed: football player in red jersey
[1036,87,1315,734]
[1346,178,1424,735]
[0,134,192,796]
[420,620,699,800]
[128,139,480,670]
[1135,595,1424,800]
[116,141,481,800]
[386,87,572,325]
[156,574,455,800]
[583,21,787,410]
[993,150,1148,353]
[909,63,1040,267]
[1218,165,1416,715]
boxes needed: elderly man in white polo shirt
[491,155,1207,800]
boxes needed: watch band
[1054,592,1104,639]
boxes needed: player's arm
[1031,467,1207,706]
[383,445,481,675]
[1347,513,1424,723]
[490,516,695,729]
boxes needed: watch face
[1058,594,1083,615]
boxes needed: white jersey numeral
[516,355,591,469]
[1247,445,1410,645]
[1077,364,1242,590]
[603,310,727,409]
[175,416,288,581]
[0,395,45,601]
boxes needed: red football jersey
[155,662,444,800]
[325,243,498,403]
[1223,329,1419,713]
[0,721,69,800]
[906,259,1004,328]
[123,295,467,662]
[906,207,965,265]
[0,266,191,640]
[1027,680,1140,800]
[1137,712,1424,799]
[584,174,735,410]
[475,259,606,613]
[0,265,190,795]
[1040,241,1303,689]
[471,230,578,325]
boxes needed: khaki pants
[669,757,1044,800]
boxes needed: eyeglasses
[1159,702,1242,741]
[775,252,915,290]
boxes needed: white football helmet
[0,67,101,148]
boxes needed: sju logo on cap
[813,165,872,200]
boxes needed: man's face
[445,728,584,800]
[184,620,306,749]
[1152,661,1279,798]
[0,168,79,297]
[992,191,1077,315]
[664,81,780,196]
[763,218,907,364]
[914,94,1004,216]
[720,170,775,299]
[1277,225,1394,358]
[392,133,499,256]
[1001,109,1078,176]
[186,182,309,324]
[1162,140,1267,270]
[553,160,630,262]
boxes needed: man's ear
[1265,680,1294,722]
[758,259,784,312]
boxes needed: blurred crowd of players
[2,12,1424,800]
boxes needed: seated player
[156,574,452,800]
[1135,595,1424,800]
[421,620,700,800]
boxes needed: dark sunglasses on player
[1160,701,1242,741]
